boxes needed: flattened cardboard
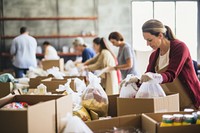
[142,112,200,133]
[41,58,64,71]
[0,82,13,98]
[117,93,179,116]
[86,114,141,132]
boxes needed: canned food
[196,111,200,124]
[183,114,194,125]
[173,114,183,126]
[160,115,174,127]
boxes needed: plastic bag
[82,72,108,117]
[62,113,93,133]
[74,78,87,95]
[64,60,79,76]
[46,67,65,79]
[119,74,139,98]
[135,80,166,98]
[26,67,48,78]
[0,73,15,83]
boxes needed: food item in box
[1,102,28,109]
[160,115,174,127]
[196,111,200,124]
[90,110,99,120]
[183,114,194,125]
[73,106,91,122]
[173,114,183,126]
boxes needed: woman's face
[93,43,100,53]
[143,32,162,50]
[109,39,120,47]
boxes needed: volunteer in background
[83,37,119,95]
[10,27,37,78]
[128,19,200,110]
[42,41,59,60]
[73,37,95,63]
[108,31,139,79]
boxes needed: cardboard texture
[108,94,118,117]
[117,93,180,116]
[41,58,64,71]
[142,112,200,133]
[0,95,72,133]
[29,76,52,88]
[86,114,141,132]
[0,82,13,98]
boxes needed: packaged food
[196,111,200,124]
[82,72,108,117]
[173,114,183,126]
[183,114,194,125]
[73,106,91,122]
[1,102,29,109]
[160,115,174,127]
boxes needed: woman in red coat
[129,19,200,110]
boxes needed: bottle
[173,114,183,126]
[160,115,174,127]
[196,111,200,124]
[183,114,194,125]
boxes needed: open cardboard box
[29,75,53,88]
[0,82,13,98]
[86,114,141,132]
[117,93,179,116]
[142,111,200,133]
[41,58,64,71]
[0,94,72,133]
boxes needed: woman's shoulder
[170,39,188,51]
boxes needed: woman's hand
[140,72,163,83]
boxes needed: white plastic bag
[82,72,108,117]
[135,80,166,98]
[64,60,79,76]
[119,74,139,98]
[62,113,92,133]
[74,78,87,95]
[46,67,65,79]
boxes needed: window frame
[131,0,200,62]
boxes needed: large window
[132,1,198,60]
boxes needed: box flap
[108,94,118,117]
[117,98,154,116]
[56,95,72,133]
[28,99,56,133]
[86,117,120,132]
[0,82,13,98]
[142,114,158,133]
[119,114,141,129]
[0,94,14,107]
[154,93,179,113]
[41,80,67,92]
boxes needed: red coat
[146,39,200,108]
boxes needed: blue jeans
[13,66,28,78]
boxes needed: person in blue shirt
[73,37,95,63]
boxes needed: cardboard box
[0,95,72,133]
[117,93,179,116]
[0,82,13,98]
[142,112,200,133]
[41,58,64,71]
[86,114,141,132]
[108,94,119,117]
[29,75,53,88]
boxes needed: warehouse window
[132,1,198,60]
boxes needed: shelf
[0,34,97,39]
[0,17,97,21]
[0,52,81,57]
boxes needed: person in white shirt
[10,27,37,78]
[42,41,59,60]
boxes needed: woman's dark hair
[93,37,116,59]
[43,41,51,46]
[108,32,124,41]
[142,19,176,40]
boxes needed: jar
[160,115,174,127]
[183,114,194,125]
[173,114,183,126]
